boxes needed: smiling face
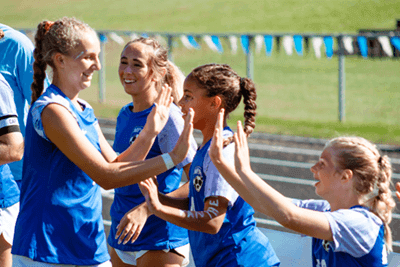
[118,42,155,97]
[62,30,101,92]
[179,75,214,131]
[310,147,344,200]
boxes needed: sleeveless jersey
[12,84,109,265]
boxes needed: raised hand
[209,109,225,165]
[143,84,173,136]
[140,177,162,215]
[169,108,194,165]
[233,120,252,174]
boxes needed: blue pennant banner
[323,36,333,58]
[211,35,223,53]
[241,35,250,54]
[264,35,273,56]
[99,33,108,43]
[390,37,400,52]
[357,36,368,58]
[293,35,303,56]
[187,35,200,49]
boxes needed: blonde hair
[122,37,184,105]
[326,136,395,251]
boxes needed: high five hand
[144,84,173,136]
[170,108,194,165]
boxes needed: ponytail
[369,155,395,251]
[165,61,185,105]
[239,77,257,137]
[31,21,50,104]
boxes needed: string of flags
[20,29,400,59]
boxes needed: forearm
[159,182,190,210]
[116,128,157,162]
[212,158,267,213]
[153,204,223,234]
[94,153,178,190]
[0,134,24,165]
[236,167,299,226]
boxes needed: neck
[199,117,227,148]
[327,190,362,212]
[130,86,158,112]
[52,76,80,104]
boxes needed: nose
[177,96,184,108]
[94,56,101,71]
[310,162,318,173]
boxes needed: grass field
[3,0,400,144]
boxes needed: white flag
[312,37,323,58]
[255,35,264,54]
[378,36,393,57]
[283,36,293,56]
[342,36,354,54]
[130,33,139,41]
[180,35,194,49]
[203,35,220,52]
[229,36,238,55]
[109,32,124,45]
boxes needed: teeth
[125,79,135,83]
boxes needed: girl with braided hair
[210,112,395,267]
[139,63,280,267]
[108,38,197,267]
[11,17,195,266]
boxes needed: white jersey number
[316,259,327,267]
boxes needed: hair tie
[44,21,55,34]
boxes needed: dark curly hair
[189,63,257,146]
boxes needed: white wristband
[161,153,175,170]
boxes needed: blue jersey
[0,23,50,181]
[12,85,109,265]
[188,127,280,267]
[294,199,388,267]
[0,73,20,208]
[108,102,197,251]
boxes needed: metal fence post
[99,33,107,103]
[246,35,254,80]
[167,35,173,62]
[337,35,345,122]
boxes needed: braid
[326,136,395,251]
[31,21,48,104]
[374,155,395,251]
[239,77,257,136]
